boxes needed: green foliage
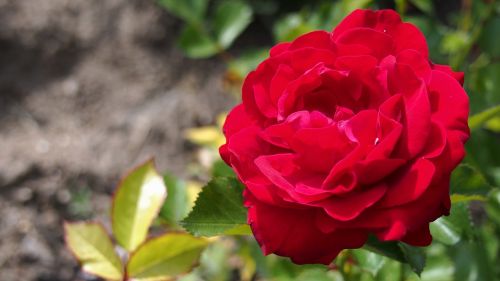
[363,236,406,263]
[158,0,208,25]
[429,217,461,246]
[68,0,500,279]
[479,16,500,57]
[179,25,219,59]
[410,0,433,15]
[112,160,167,252]
[181,177,250,236]
[352,249,386,276]
[486,188,500,226]
[213,1,253,49]
[127,233,209,281]
[65,160,208,281]
[273,14,315,42]
[469,105,500,131]
[159,173,190,227]
[399,243,426,276]
[159,0,253,58]
[451,163,493,196]
[64,222,124,281]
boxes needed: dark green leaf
[364,237,425,276]
[213,1,253,49]
[180,177,248,236]
[158,0,208,25]
[398,243,426,276]
[364,236,406,263]
[179,25,219,59]
[450,164,493,196]
[410,0,433,14]
[479,16,500,57]
[212,160,236,178]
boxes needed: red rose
[220,9,469,264]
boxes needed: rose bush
[220,9,469,264]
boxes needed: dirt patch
[0,0,234,280]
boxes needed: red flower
[220,9,469,264]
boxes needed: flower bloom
[220,9,469,264]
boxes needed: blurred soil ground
[0,0,233,280]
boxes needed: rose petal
[319,184,387,221]
[379,158,435,207]
[428,70,470,140]
[335,28,394,58]
[432,64,464,85]
[246,194,367,264]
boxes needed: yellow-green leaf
[64,222,124,281]
[223,224,252,235]
[112,159,167,252]
[126,233,209,281]
[185,126,225,148]
[469,104,500,130]
[451,194,487,203]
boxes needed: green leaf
[212,160,236,178]
[179,24,219,58]
[446,202,475,241]
[450,194,486,203]
[479,16,500,57]
[273,14,314,42]
[484,115,500,132]
[181,177,248,236]
[213,1,253,49]
[375,259,404,281]
[64,222,124,281]
[296,268,343,281]
[159,173,190,226]
[430,217,461,246]
[364,237,425,276]
[227,48,268,79]
[409,0,433,14]
[486,188,500,225]
[450,164,493,196]
[450,240,496,281]
[364,236,406,263]
[352,249,386,276]
[157,0,208,25]
[112,159,167,252]
[398,243,426,276]
[468,104,500,130]
[395,0,408,16]
[341,0,373,13]
[127,233,208,281]
[419,244,454,281]
[223,224,252,235]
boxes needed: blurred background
[0,0,499,280]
